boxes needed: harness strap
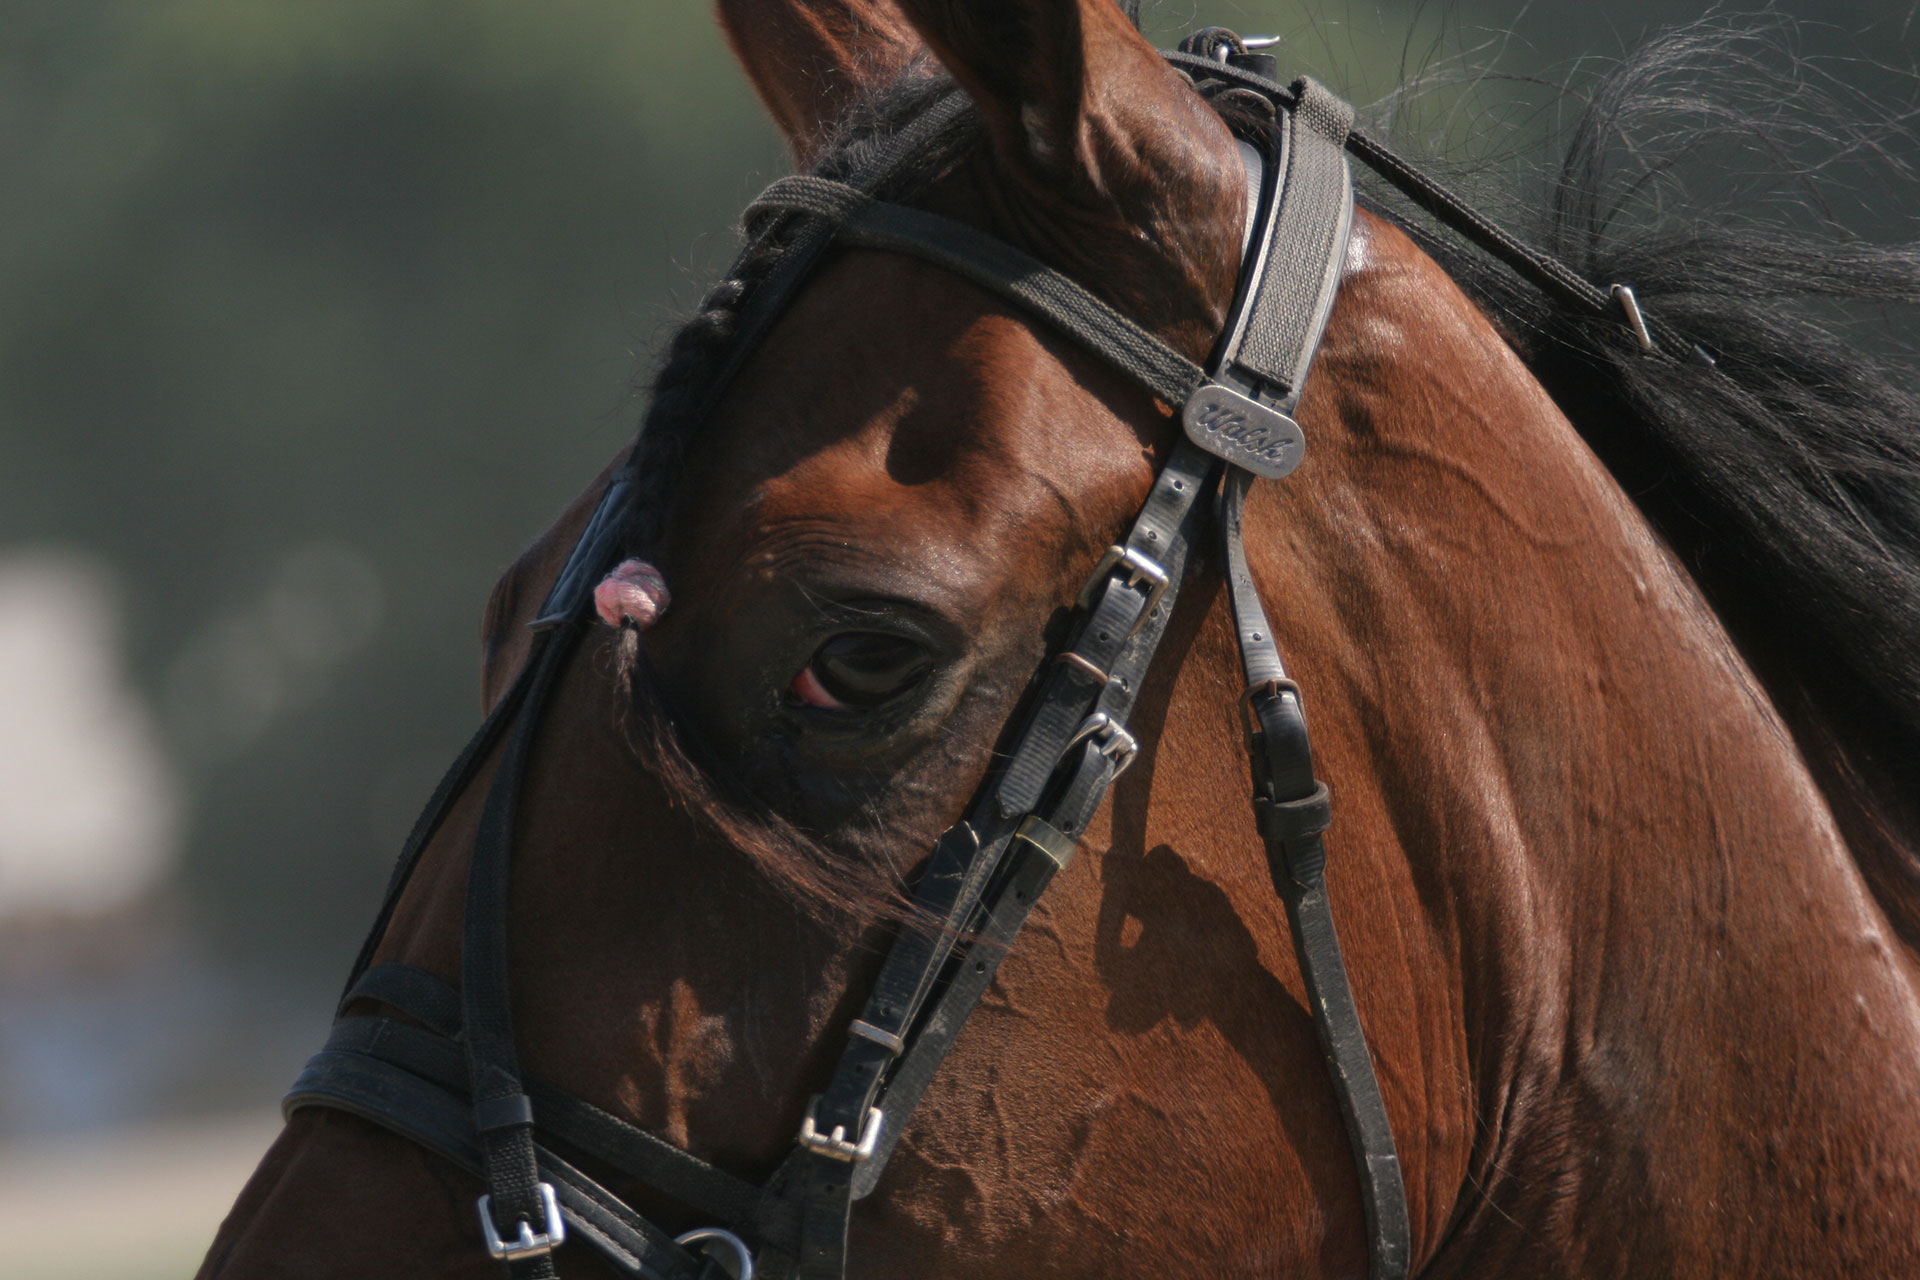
[1165,49,1709,363]
[463,625,578,1280]
[787,439,1220,1280]
[748,177,1208,410]
[288,1027,708,1280]
[291,1009,793,1242]
[1230,78,1355,401]
[1219,468,1412,1280]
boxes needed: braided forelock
[619,68,976,556]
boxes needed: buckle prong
[1064,711,1139,779]
[477,1182,565,1261]
[798,1098,883,1163]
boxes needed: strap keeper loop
[1253,779,1331,846]
[473,1092,535,1133]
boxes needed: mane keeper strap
[1229,78,1355,402]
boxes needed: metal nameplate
[1181,383,1305,479]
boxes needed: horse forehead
[695,257,1160,555]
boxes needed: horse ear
[891,0,1240,348]
[716,0,927,168]
[891,0,1213,193]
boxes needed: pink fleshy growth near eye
[790,664,844,709]
[593,559,670,629]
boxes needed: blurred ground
[0,1109,281,1280]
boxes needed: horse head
[202,2,1920,1276]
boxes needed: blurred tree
[0,0,785,968]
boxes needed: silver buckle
[1076,544,1170,633]
[797,1097,883,1163]
[676,1227,756,1280]
[1065,711,1139,778]
[477,1181,565,1261]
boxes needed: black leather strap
[462,625,578,1279]
[1219,469,1411,1280]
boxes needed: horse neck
[1280,212,1920,1274]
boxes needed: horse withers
[200,0,1920,1275]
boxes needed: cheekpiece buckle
[1065,711,1139,779]
[1076,544,1170,633]
[798,1097,883,1163]
[476,1181,566,1261]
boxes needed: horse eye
[791,632,934,711]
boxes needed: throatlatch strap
[1219,469,1411,1280]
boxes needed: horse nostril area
[593,558,671,629]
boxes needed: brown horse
[200,1,1920,1276]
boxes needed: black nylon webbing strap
[290,1007,792,1249]
[748,177,1209,410]
[344,962,463,1037]
[684,91,979,445]
[1219,469,1411,1280]
[287,1034,706,1280]
[1165,48,1708,363]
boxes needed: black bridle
[287,30,1691,1280]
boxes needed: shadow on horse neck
[201,3,1920,1276]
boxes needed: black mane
[1367,19,1920,932]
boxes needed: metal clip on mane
[1611,283,1656,352]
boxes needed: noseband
[287,29,1696,1280]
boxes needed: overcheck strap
[1231,78,1354,402]
[1219,470,1411,1280]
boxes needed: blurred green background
[0,0,1911,1272]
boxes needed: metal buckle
[797,1097,883,1163]
[676,1227,756,1280]
[1238,677,1302,740]
[1064,711,1139,779]
[1076,544,1171,633]
[476,1181,565,1261]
